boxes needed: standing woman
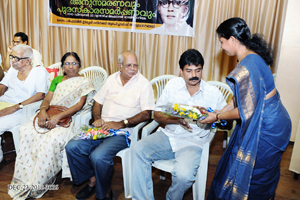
[201,17,292,199]
[8,52,95,200]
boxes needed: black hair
[14,32,28,43]
[179,49,204,70]
[216,17,273,66]
[61,52,81,68]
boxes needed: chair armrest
[130,121,147,146]
[141,120,159,139]
[74,109,92,130]
[21,101,43,125]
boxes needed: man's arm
[0,92,45,117]
[4,46,13,71]
[100,110,152,131]
[0,84,8,97]
[154,111,192,130]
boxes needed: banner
[48,0,195,37]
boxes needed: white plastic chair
[207,81,236,148]
[141,122,217,200]
[79,66,108,92]
[7,101,42,153]
[150,75,177,102]
[76,111,146,198]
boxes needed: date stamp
[8,184,59,191]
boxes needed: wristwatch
[19,103,24,109]
[123,119,129,128]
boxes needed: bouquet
[165,103,208,120]
[162,103,227,129]
[76,125,130,146]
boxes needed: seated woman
[8,52,96,200]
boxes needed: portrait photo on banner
[48,0,195,37]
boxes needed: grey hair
[118,50,138,64]
[12,44,33,60]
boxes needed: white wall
[276,0,300,141]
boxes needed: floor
[0,131,299,200]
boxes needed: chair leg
[294,173,299,180]
[223,131,227,148]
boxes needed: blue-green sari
[208,55,291,200]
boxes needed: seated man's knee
[173,168,196,184]
[65,139,79,153]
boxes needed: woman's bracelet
[52,115,59,122]
[216,113,220,121]
[40,106,48,110]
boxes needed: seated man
[0,44,49,165]
[131,49,227,200]
[65,50,155,200]
[3,32,43,72]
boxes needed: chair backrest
[46,62,63,82]
[150,75,177,101]
[79,66,108,91]
[207,81,233,103]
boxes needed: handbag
[33,105,72,134]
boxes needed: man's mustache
[189,77,199,81]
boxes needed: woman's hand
[37,110,50,128]
[198,109,217,124]
[45,115,59,129]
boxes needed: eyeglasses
[64,62,79,67]
[9,55,29,62]
[158,0,188,9]
[122,63,138,69]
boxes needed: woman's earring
[233,44,235,48]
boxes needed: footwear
[96,189,113,200]
[75,184,96,200]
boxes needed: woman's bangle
[40,106,48,110]
[52,115,59,122]
[216,113,220,121]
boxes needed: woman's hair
[179,49,204,70]
[60,52,81,68]
[216,17,273,66]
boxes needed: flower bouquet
[76,125,130,146]
[165,103,208,121]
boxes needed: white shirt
[0,66,49,104]
[93,71,155,134]
[155,77,227,152]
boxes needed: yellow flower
[93,135,97,140]
[188,112,193,118]
[180,112,184,116]
[88,128,92,132]
[192,113,198,119]
[173,103,179,112]
[180,107,186,111]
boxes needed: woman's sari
[208,55,292,200]
[8,77,95,200]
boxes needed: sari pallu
[8,77,95,200]
[208,56,291,200]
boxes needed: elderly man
[0,44,49,165]
[65,50,155,200]
[131,49,227,200]
[3,32,43,72]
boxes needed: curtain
[0,0,287,82]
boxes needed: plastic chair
[46,62,63,81]
[142,122,217,200]
[79,66,108,92]
[7,101,42,153]
[76,110,146,198]
[207,81,235,148]
[150,75,177,102]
